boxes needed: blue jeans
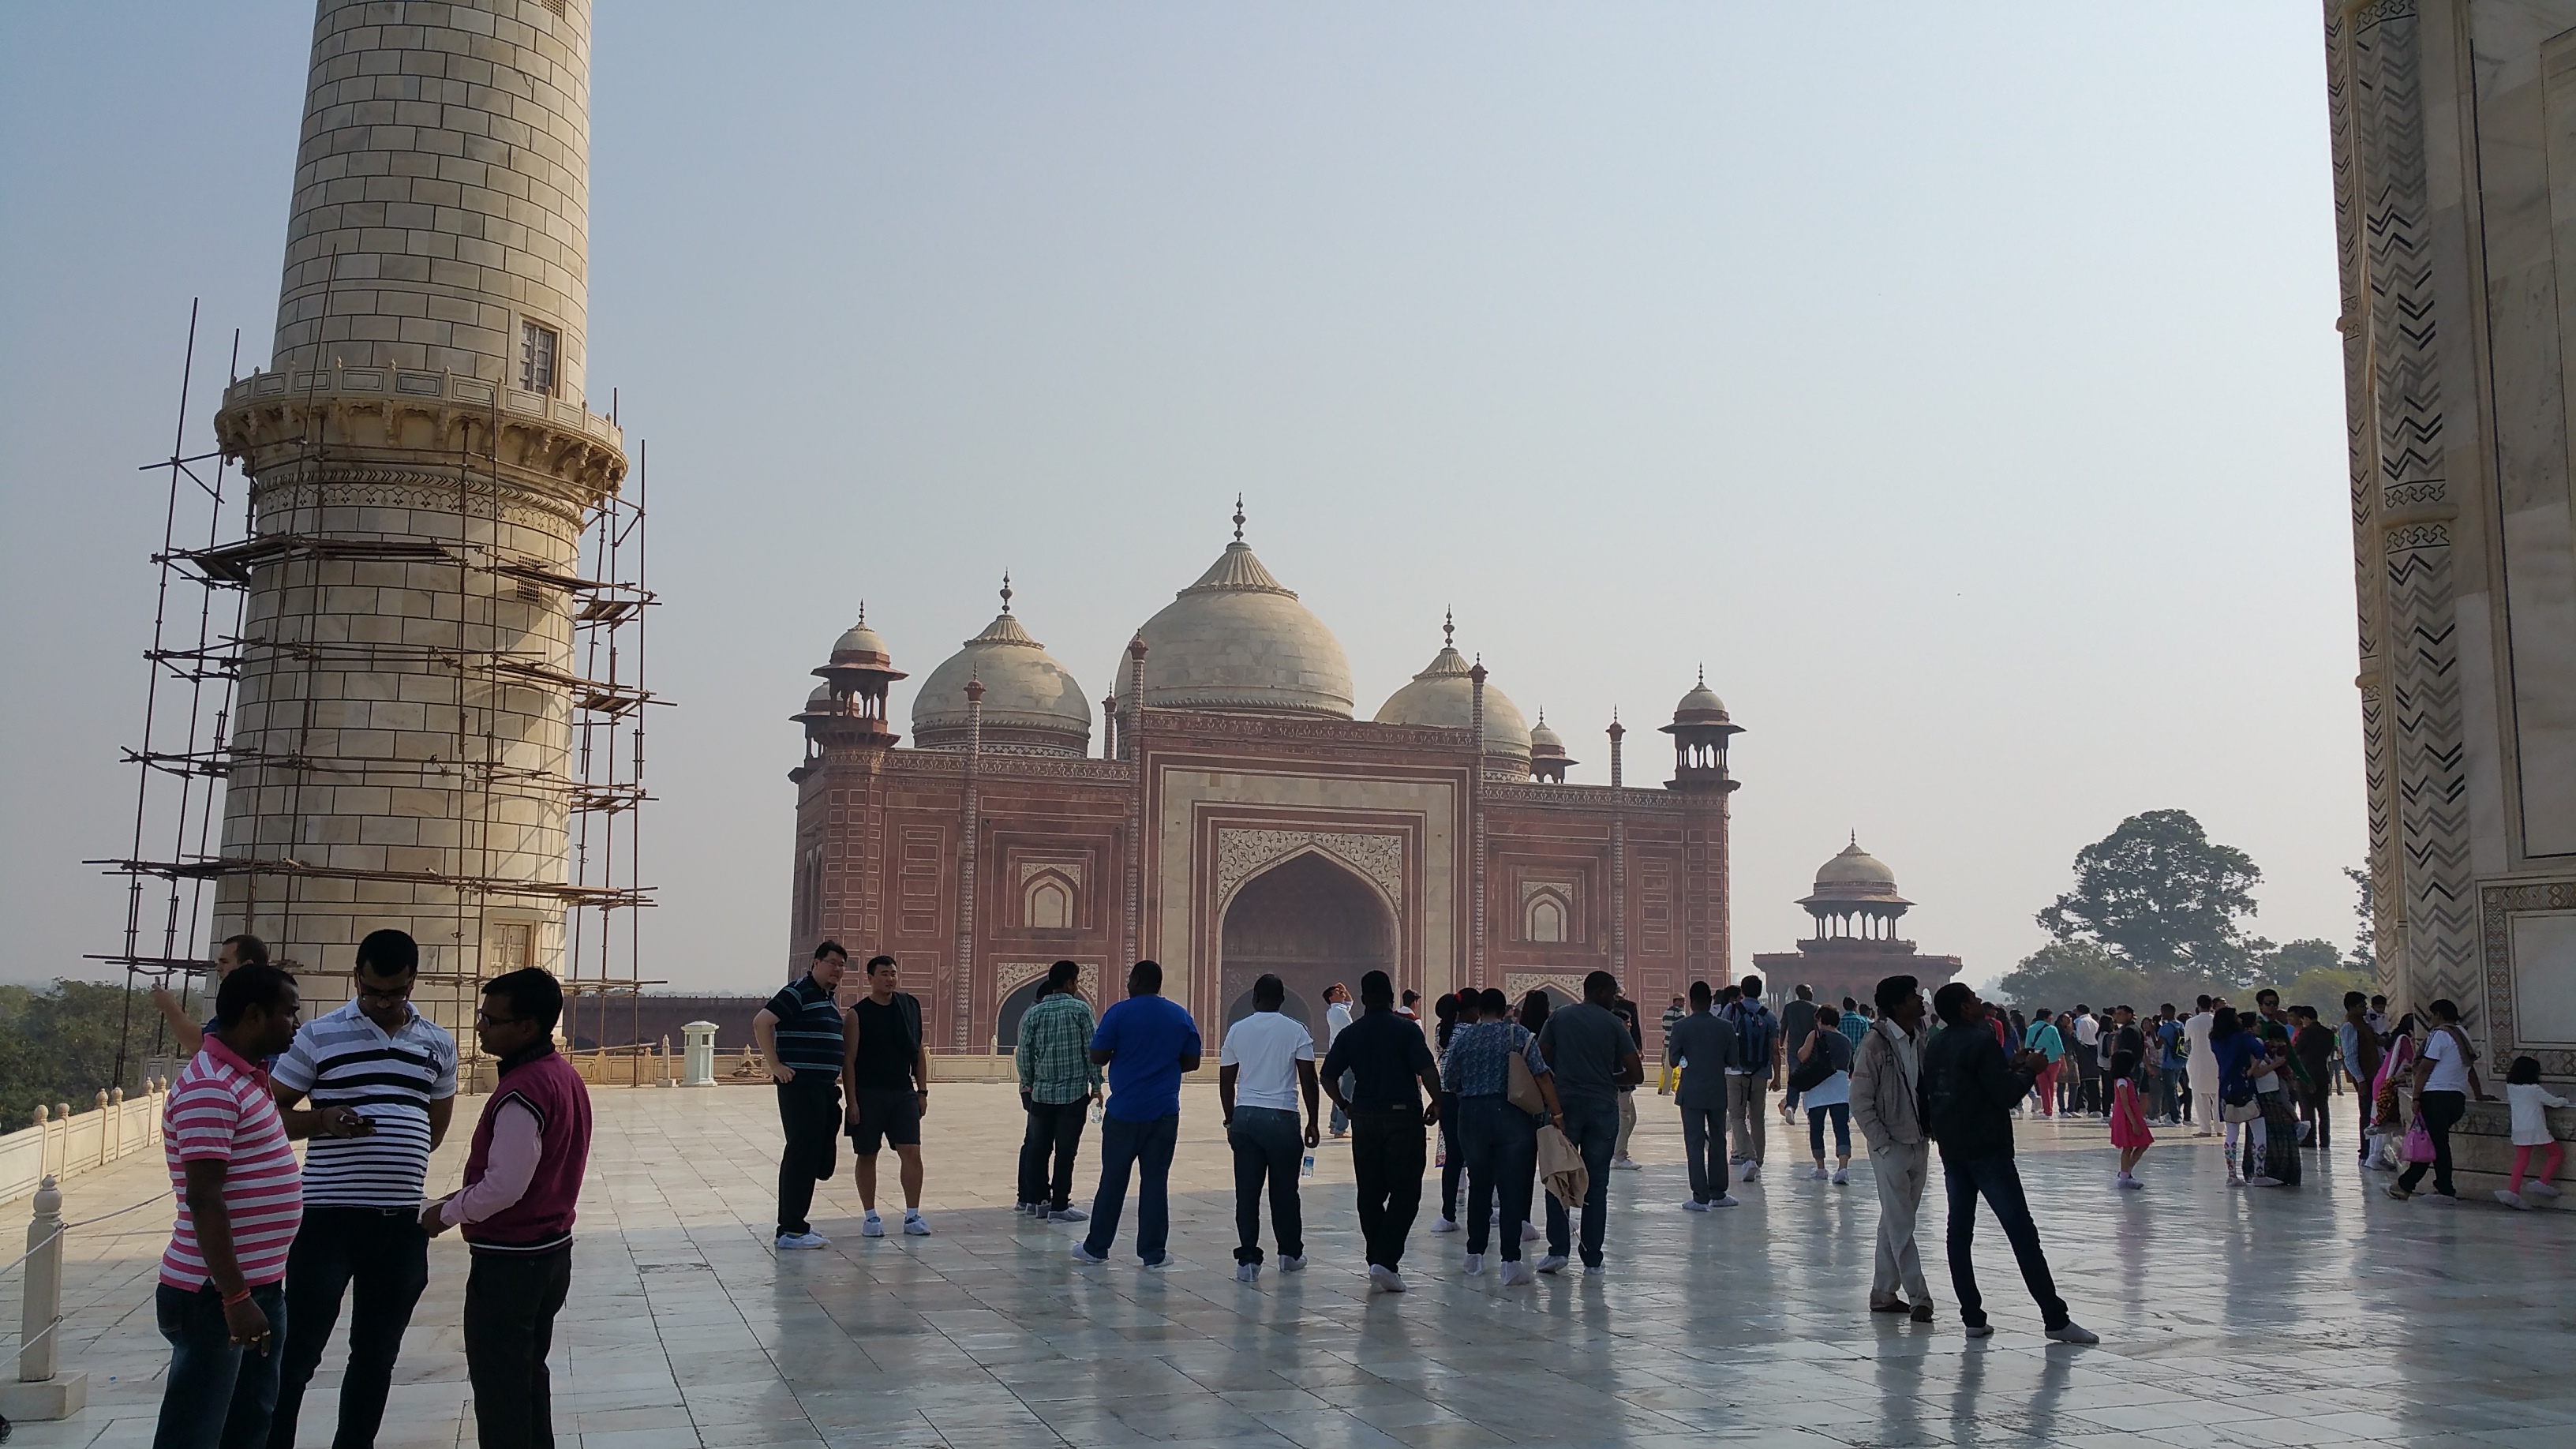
[1084,1112,1179,1264]
[1544,1093,1619,1267]
[1807,1103,1851,1159]
[1941,1152,2069,1331]
[1227,1106,1305,1264]
[155,1281,288,1449]
[1457,1095,1537,1260]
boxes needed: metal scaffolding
[99,304,662,1084]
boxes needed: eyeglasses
[474,1009,524,1028]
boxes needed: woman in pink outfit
[2107,1048,2154,1189]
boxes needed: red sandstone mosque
[784,510,1741,1055]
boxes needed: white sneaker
[1430,1215,1461,1235]
[2421,1191,2456,1207]
[1582,1261,1603,1277]
[1236,1262,1260,1282]
[1498,1260,1533,1286]
[1367,1264,1406,1294]
[2531,1181,2563,1198]
[1048,1206,1089,1222]
[1682,1198,1710,1212]
[1964,1323,1994,1339]
[1533,1254,1568,1275]
[1612,1157,1642,1171]
[2044,1321,2099,1345]
[1808,1165,1829,1181]
[1069,1241,1107,1264]
[774,1231,829,1250]
[2248,1176,2283,1188]
[1709,1193,1740,1208]
[1740,1161,1761,1183]
[2497,1190,2530,1211]
[1521,1222,1542,1242]
[860,1213,885,1237]
[1141,1255,1177,1270]
[1280,1254,1306,1272]
[1462,1252,1484,1276]
[904,1211,932,1235]
[1831,1167,1849,1186]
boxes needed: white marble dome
[1372,618,1530,765]
[1807,837,1908,904]
[1673,678,1728,720]
[1115,519,1354,718]
[913,582,1091,755]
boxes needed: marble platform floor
[6,1082,2570,1449]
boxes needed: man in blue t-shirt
[1073,960,1203,1267]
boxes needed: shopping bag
[2402,1114,2435,1164]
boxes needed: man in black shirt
[753,940,848,1249]
[1320,970,1442,1294]
[1921,983,2095,1345]
[841,955,932,1239]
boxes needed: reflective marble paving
[9,1084,2570,1449]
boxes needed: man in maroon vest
[422,968,592,1449]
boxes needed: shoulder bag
[1506,1028,1547,1115]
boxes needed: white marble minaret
[208,0,627,1019]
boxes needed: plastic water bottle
[1301,1151,1316,1178]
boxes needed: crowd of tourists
[141,928,590,1449]
[747,947,2102,1342]
[159,922,2564,1449]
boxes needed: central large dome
[1117,519,1354,718]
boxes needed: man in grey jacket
[1664,980,1739,1210]
[1849,974,1933,1322]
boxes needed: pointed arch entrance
[1219,851,1394,1040]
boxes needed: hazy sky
[0,3,2360,994]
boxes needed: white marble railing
[0,1085,167,1209]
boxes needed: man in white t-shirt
[1219,974,1322,1282]
[2069,1006,2103,1116]
[2391,997,2494,1204]
[1323,983,1355,1138]
[2183,997,2219,1136]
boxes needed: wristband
[221,1286,252,1306]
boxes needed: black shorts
[848,1087,923,1153]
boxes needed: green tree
[1994,942,2141,1016]
[0,979,150,1127]
[2036,810,2266,984]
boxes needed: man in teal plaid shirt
[1016,960,1104,1220]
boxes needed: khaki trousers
[1868,1140,1932,1306]
[1727,1075,1768,1163]
[1614,1088,1638,1160]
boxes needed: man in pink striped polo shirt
[154,963,370,1449]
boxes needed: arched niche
[1219,851,1394,1044]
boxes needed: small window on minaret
[520,321,558,395]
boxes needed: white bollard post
[1,1176,90,1420]
[659,1035,676,1088]
[681,1021,719,1088]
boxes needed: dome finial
[1698,663,1706,687]
[856,599,866,626]
[1850,828,1858,847]
[1233,493,1246,543]
[1443,608,1455,649]
[999,572,1013,614]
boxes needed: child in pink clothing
[2108,1050,2154,1189]
[2500,1055,2567,1210]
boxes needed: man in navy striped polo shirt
[266,928,459,1449]
[754,939,849,1249]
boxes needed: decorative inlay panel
[1215,829,1403,911]
[1504,972,1589,1004]
[995,960,1101,1006]
[2481,882,2576,1076]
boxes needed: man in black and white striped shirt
[267,928,460,1449]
